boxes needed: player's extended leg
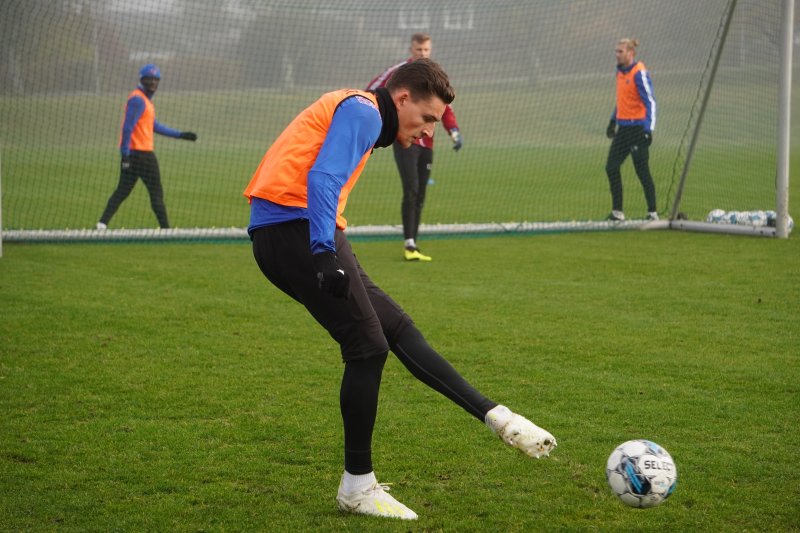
[359,262,558,459]
[98,158,139,227]
[605,132,629,218]
[390,324,556,458]
[631,136,657,215]
[138,152,170,228]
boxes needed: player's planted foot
[646,212,659,221]
[404,247,432,262]
[485,405,557,458]
[336,475,418,520]
[607,210,625,222]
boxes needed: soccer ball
[723,210,739,224]
[743,210,768,227]
[762,211,793,231]
[706,209,726,223]
[606,440,677,508]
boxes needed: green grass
[1,231,798,531]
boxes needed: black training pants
[251,220,496,474]
[99,151,169,228]
[393,142,433,241]
[605,125,657,213]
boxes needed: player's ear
[393,89,410,107]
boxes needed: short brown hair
[411,32,431,44]
[385,58,455,105]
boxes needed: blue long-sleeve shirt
[119,85,183,156]
[248,95,382,254]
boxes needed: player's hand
[180,131,198,141]
[450,128,463,151]
[312,252,350,299]
[121,155,131,170]
[643,131,653,146]
[606,120,616,139]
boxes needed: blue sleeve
[120,96,145,156]
[154,120,183,138]
[635,70,656,132]
[307,96,381,255]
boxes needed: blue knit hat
[139,63,161,79]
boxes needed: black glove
[121,155,131,170]
[312,252,350,299]
[180,131,198,141]
[643,131,653,146]
[606,120,616,139]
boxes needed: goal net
[0,0,792,242]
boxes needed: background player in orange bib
[97,64,197,229]
[605,39,658,222]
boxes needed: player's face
[394,90,445,148]
[140,76,160,93]
[409,40,432,60]
[615,45,634,68]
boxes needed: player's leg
[411,147,433,243]
[251,221,417,519]
[394,142,418,243]
[138,152,169,228]
[605,130,630,220]
[630,131,657,217]
[360,265,557,459]
[394,143,430,261]
[98,155,139,227]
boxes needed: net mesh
[0,0,789,240]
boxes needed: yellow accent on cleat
[404,248,432,261]
[337,481,418,520]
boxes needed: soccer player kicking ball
[244,59,556,521]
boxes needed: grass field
[1,231,798,531]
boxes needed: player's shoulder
[339,92,379,114]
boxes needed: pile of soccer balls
[706,209,794,230]
[606,439,678,508]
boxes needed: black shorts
[251,219,413,361]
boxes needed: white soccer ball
[723,210,739,224]
[762,211,793,231]
[740,210,768,226]
[706,209,726,223]
[606,439,677,508]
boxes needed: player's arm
[154,120,197,141]
[307,96,381,255]
[120,96,145,156]
[635,70,656,132]
[441,105,462,150]
[153,120,183,138]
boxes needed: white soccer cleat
[336,480,418,520]
[485,405,557,459]
[96,222,107,230]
